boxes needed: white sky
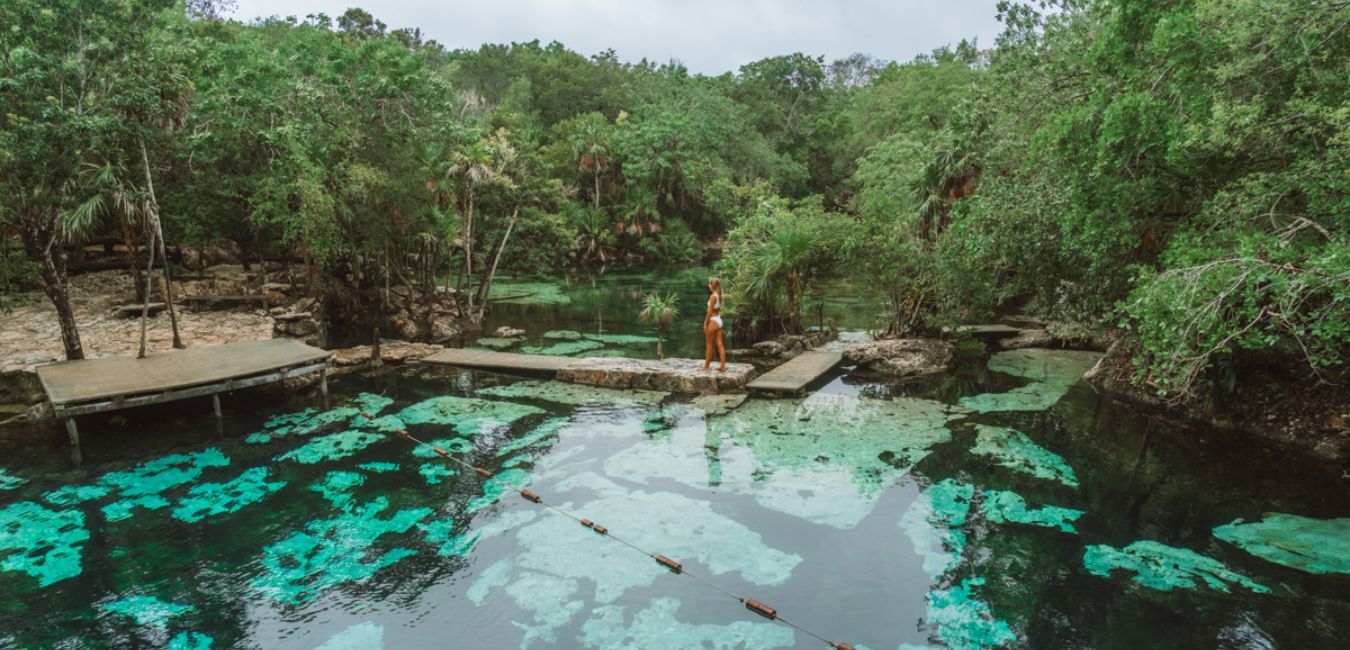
[228,0,1006,74]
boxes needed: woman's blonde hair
[708,277,722,295]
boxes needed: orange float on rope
[591,524,608,535]
[833,643,857,650]
[744,599,777,620]
[580,519,594,528]
[474,467,494,479]
[654,555,683,574]
[519,489,542,503]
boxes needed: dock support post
[319,367,329,409]
[65,417,82,465]
[212,394,223,435]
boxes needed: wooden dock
[37,339,332,459]
[423,348,574,375]
[746,349,843,394]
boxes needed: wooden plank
[424,348,573,374]
[37,339,331,406]
[51,360,331,417]
[747,349,843,393]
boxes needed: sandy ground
[0,271,274,376]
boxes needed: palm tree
[910,129,980,243]
[639,291,681,359]
[446,139,498,311]
[572,117,611,211]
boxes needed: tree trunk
[120,214,145,303]
[463,190,475,313]
[594,170,601,210]
[657,323,665,360]
[475,206,518,318]
[21,218,84,360]
[140,139,184,349]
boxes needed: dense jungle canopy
[2,0,1347,401]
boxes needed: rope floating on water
[357,410,858,650]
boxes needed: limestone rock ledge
[843,338,953,378]
[557,357,753,394]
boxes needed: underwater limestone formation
[898,478,975,578]
[959,348,1102,413]
[276,429,385,464]
[467,472,801,645]
[1212,513,1350,575]
[926,577,1017,650]
[412,437,475,458]
[1083,540,1269,593]
[309,471,366,509]
[357,462,400,473]
[578,597,796,649]
[0,468,26,491]
[246,406,361,444]
[172,467,286,523]
[43,484,112,506]
[979,489,1082,534]
[843,338,954,377]
[418,517,478,557]
[495,417,570,458]
[397,395,544,434]
[100,594,194,629]
[100,448,231,521]
[0,501,90,586]
[557,357,754,393]
[476,336,523,350]
[520,340,605,356]
[690,393,748,416]
[608,392,966,528]
[543,330,584,340]
[315,622,384,650]
[352,393,395,416]
[582,332,659,345]
[466,468,531,514]
[477,380,667,407]
[165,632,213,649]
[166,632,213,650]
[253,497,432,604]
[418,463,456,485]
[490,282,572,305]
[970,425,1078,488]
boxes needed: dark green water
[2,274,1348,649]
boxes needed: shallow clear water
[2,278,1349,649]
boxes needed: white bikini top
[712,293,722,311]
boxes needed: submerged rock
[0,501,89,587]
[100,594,194,630]
[477,379,666,407]
[579,597,795,650]
[980,489,1082,534]
[926,577,1017,650]
[1083,540,1269,593]
[558,357,753,394]
[494,326,527,337]
[843,338,953,377]
[960,348,1102,413]
[1213,513,1350,575]
[970,425,1078,488]
[899,478,974,578]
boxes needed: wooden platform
[38,339,332,417]
[746,349,843,394]
[423,348,575,375]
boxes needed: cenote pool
[2,274,1349,649]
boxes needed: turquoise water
[2,282,1349,648]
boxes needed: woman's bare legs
[702,324,714,371]
[714,328,726,372]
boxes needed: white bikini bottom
[709,316,723,329]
